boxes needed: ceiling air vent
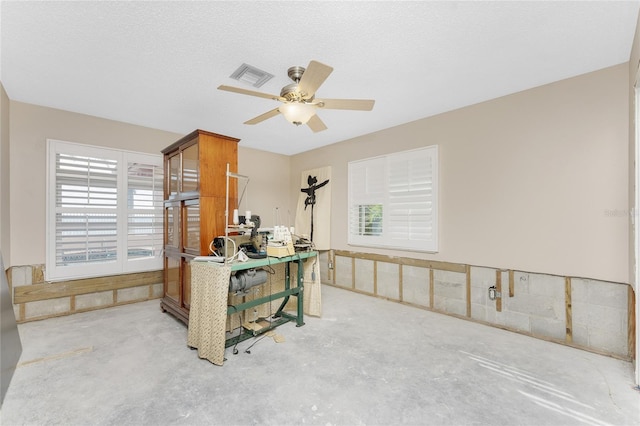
[229,63,274,88]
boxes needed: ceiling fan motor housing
[280,83,309,102]
[287,66,305,83]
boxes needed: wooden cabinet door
[181,142,199,194]
[164,255,180,305]
[183,200,200,255]
[182,257,192,310]
[165,202,181,250]
[167,152,180,198]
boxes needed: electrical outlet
[328,261,333,269]
[488,286,502,300]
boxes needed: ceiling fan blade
[317,98,375,111]
[244,108,281,125]
[298,60,333,99]
[307,114,328,133]
[218,85,283,101]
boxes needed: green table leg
[296,258,305,327]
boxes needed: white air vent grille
[230,63,274,88]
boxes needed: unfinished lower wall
[321,250,635,360]
[8,264,163,322]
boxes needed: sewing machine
[212,215,268,259]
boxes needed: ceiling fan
[218,60,375,133]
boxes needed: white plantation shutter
[388,149,436,244]
[348,146,438,252]
[54,150,119,269]
[47,140,163,281]
[348,157,386,245]
[127,159,163,262]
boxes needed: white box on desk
[267,243,295,258]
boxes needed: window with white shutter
[348,146,438,252]
[47,140,163,281]
[126,157,163,263]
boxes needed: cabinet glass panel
[183,258,191,309]
[166,204,180,248]
[168,153,180,196]
[182,144,199,193]
[184,202,200,253]
[165,256,180,303]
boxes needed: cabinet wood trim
[161,129,239,154]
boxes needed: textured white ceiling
[2,1,639,155]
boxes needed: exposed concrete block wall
[319,251,332,283]
[433,270,467,317]
[13,251,629,359]
[24,297,70,319]
[401,265,429,307]
[333,255,353,290]
[472,271,567,341]
[8,264,163,322]
[323,250,634,360]
[355,259,374,294]
[377,262,400,300]
[75,290,114,311]
[470,267,495,322]
[572,278,629,356]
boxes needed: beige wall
[628,9,640,384]
[6,64,631,283]
[0,83,10,267]
[291,64,629,283]
[629,12,640,290]
[7,102,290,267]
[237,147,291,229]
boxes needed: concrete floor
[1,284,638,426]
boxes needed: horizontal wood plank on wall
[14,270,163,304]
[333,250,467,273]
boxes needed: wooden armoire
[160,129,239,324]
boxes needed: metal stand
[225,163,249,260]
[223,252,313,347]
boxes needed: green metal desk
[225,251,317,347]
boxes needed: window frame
[347,145,438,253]
[46,139,163,281]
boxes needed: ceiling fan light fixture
[218,60,373,132]
[279,102,315,126]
